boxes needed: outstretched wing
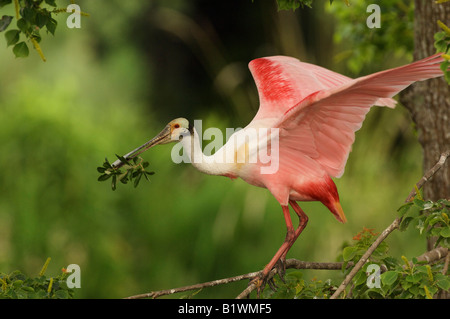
[275,54,445,178]
[248,56,395,122]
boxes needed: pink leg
[258,201,309,288]
[260,205,295,279]
[281,200,309,260]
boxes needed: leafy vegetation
[261,201,450,299]
[399,198,450,249]
[97,156,155,191]
[435,20,450,83]
[0,258,75,299]
[0,0,84,61]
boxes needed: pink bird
[112,53,445,292]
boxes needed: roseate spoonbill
[112,53,446,291]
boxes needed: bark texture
[401,1,450,206]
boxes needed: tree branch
[125,260,354,299]
[405,150,450,202]
[330,150,450,299]
[329,217,401,299]
[125,151,449,300]
[124,247,448,299]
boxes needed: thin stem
[330,150,450,299]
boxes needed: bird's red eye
[174,124,180,128]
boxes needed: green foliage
[327,0,414,74]
[0,258,75,299]
[275,0,313,10]
[435,20,450,84]
[264,272,334,299]
[258,207,450,300]
[338,226,449,299]
[262,221,449,299]
[0,0,83,61]
[97,156,155,191]
[398,198,450,248]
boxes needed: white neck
[180,128,234,176]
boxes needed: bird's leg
[280,200,309,261]
[273,201,309,282]
[252,205,295,296]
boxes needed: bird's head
[112,118,191,168]
[154,117,192,144]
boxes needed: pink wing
[248,56,395,122]
[275,53,445,178]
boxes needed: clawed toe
[275,258,287,283]
[250,259,287,298]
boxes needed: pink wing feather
[248,54,445,183]
[274,54,445,178]
[248,56,396,122]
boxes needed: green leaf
[5,29,20,46]
[36,12,49,29]
[0,15,13,32]
[366,289,384,299]
[342,246,358,261]
[21,7,37,24]
[0,0,12,9]
[435,273,450,290]
[434,31,447,41]
[399,205,421,231]
[97,174,111,182]
[45,18,57,35]
[439,227,450,238]
[45,0,57,7]
[276,0,312,10]
[413,198,425,209]
[103,158,112,169]
[54,289,69,299]
[97,167,106,173]
[111,175,117,191]
[405,273,422,283]
[115,154,131,165]
[380,271,398,286]
[16,18,30,33]
[435,39,449,53]
[12,41,29,58]
[277,0,301,11]
[353,269,367,286]
[382,256,399,269]
[397,202,413,217]
[134,172,142,188]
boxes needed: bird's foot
[250,274,269,298]
[274,258,287,283]
[250,258,287,298]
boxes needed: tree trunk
[400,1,450,250]
[403,1,450,200]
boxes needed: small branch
[126,260,354,299]
[125,271,258,299]
[405,150,450,202]
[415,247,448,266]
[13,0,19,19]
[285,259,354,270]
[441,250,450,275]
[330,217,401,299]
[330,150,450,299]
[235,260,358,299]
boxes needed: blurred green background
[0,0,428,298]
